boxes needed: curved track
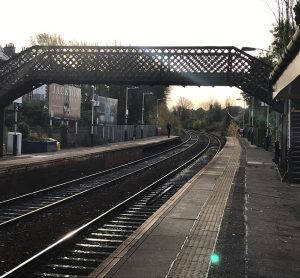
[0,131,223,278]
[0,132,196,227]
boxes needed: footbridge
[0,45,279,108]
[0,45,282,156]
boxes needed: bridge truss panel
[0,46,282,111]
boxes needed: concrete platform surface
[89,137,300,278]
[90,137,241,278]
[0,136,177,171]
[242,139,300,278]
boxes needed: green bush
[18,121,30,140]
[60,125,68,148]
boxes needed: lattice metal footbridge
[0,45,280,111]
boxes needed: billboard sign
[97,96,118,124]
[48,84,81,120]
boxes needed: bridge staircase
[290,112,300,183]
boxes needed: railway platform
[90,137,300,278]
[0,135,180,201]
[0,136,178,172]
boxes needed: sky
[0,0,276,109]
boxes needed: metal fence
[7,124,157,148]
[66,124,157,146]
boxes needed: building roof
[270,26,300,85]
[0,46,9,62]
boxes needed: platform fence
[5,124,158,150]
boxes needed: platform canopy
[270,27,300,100]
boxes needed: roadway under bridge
[0,45,282,157]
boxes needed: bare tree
[264,0,297,56]
[30,33,91,46]
[176,96,194,110]
[225,96,235,108]
[199,97,217,111]
[265,0,296,26]
[30,33,66,46]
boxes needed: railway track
[1,132,223,278]
[0,132,196,228]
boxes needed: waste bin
[7,132,22,155]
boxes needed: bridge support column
[0,106,4,158]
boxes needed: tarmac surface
[242,139,300,278]
[89,137,300,278]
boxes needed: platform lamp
[156,98,166,136]
[241,47,271,52]
[91,85,95,147]
[125,86,139,141]
[251,96,254,145]
[13,101,20,156]
[241,47,276,58]
[244,95,254,143]
[49,111,54,138]
[262,101,270,150]
[236,98,245,130]
[141,92,153,138]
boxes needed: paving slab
[242,139,300,278]
[209,138,300,278]
[90,137,241,278]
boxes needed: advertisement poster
[48,84,81,120]
[97,96,118,124]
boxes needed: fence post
[274,141,280,164]
[0,106,4,157]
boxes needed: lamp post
[266,104,269,137]
[156,98,166,136]
[105,84,110,96]
[260,101,270,150]
[91,85,95,146]
[266,103,270,150]
[13,103,19,156]
[61,85,70,149]
[236,98,245,129]
[241,46,280,60]
[49,111,54,137]
[251,96,254,145]
[141,92,153,138]
[241,47,272,53]
[125,86,138,140]
[105,84,109,128]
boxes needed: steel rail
[0,132,196,228]
[0,134,188,206]
[209,133,223,154]
[0,132,218,278]
[147,134,222,205]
